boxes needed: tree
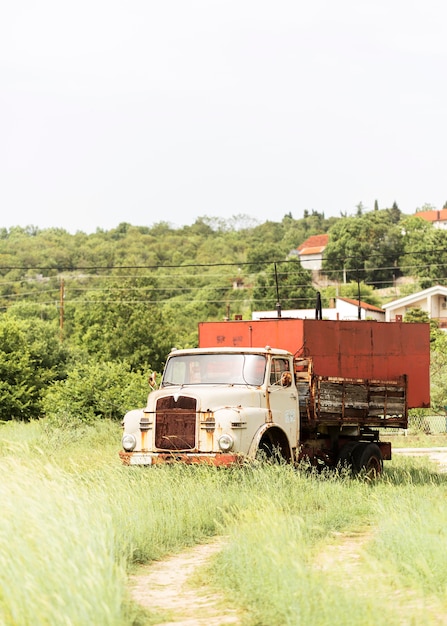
[388,202,401,224]
[323,210,404,287]
[252,259,317,311]
[0,316,65,420]
[401,217,447,286]
[68,275,176,372]
[323,282,382,307]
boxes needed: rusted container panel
[198,319,430,408]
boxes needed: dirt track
[129,448,447,625]
[392,447,447,472]
[129,538,241,626]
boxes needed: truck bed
[298,374,407,430]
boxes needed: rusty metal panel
[198,319,430,408]
[155,396,196,450]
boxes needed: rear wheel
[336,441,359,472]
[352,443,383,478]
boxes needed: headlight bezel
[218,434,234,452]
[122,433,137,452]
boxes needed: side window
[270,358,291,386]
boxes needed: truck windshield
[162,354,266,386]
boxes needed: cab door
[268,357,299,445]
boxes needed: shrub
[43,359,150,422]
[0,317,66,420]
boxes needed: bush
[0,317,66,420]
[43,359,150,422]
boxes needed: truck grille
[155,396,197,450]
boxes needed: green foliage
[1,213,447,416]
[43,359,149,422]
[322,281,382,307]
[403,307,430,324]
[0,316,65,420]
[67,275,175,371]
[323,209,404,287]
[401,216,447,286]
[253,259,317,310]
[428,322,447,413]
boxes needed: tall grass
[208,506,400,626]
[0,457,126,626]
[1,419,447,625]
[372,457,447,600]
[205,458,447,625]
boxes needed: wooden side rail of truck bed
[294,358,408,430]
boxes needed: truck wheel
[336,442,359,472]
[352,443,383,478]
[256,432,291,463]
[256,438,273,461]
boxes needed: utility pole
[59,278,65,342]
[357,270,361,320]
[274,263,281,318]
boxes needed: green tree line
[0,205,446,420]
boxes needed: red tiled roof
[297,234,329,255]
[337,297,384,312]
[415,209,447,223]
[299,246,326,255]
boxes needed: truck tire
[256,431,291,463]
[336,442,359,472]
[352,443,383,478]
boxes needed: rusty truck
[119,319,430,475]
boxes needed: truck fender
[122,408,146,432]
[248,423,292,462]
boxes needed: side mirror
[281,372,292,387]
[149,371,158,390]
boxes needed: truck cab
[119,347,299,466]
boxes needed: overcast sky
[1,1,446,233]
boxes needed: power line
[0,244,447,274]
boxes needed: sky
[1,1,446,234]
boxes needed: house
[252,297,385,322]
[293,234,329,271]
[335,297,385,321]
[382,285,447,329]
[415,209,447,230]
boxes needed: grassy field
[1,419,447,625]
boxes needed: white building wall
[385,294,447,322]
[253,300,384,322]
[298,253,323,271]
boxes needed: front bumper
[119,450,242,467]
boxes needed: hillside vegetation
[1,207,447,420]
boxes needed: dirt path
[314,529,447,625]
[393,447,447,472]
[129,538,241,626]
[129,450,447,625]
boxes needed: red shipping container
[198,319,430,409]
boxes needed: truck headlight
[122,434,137,452]
[218,434,234,452]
